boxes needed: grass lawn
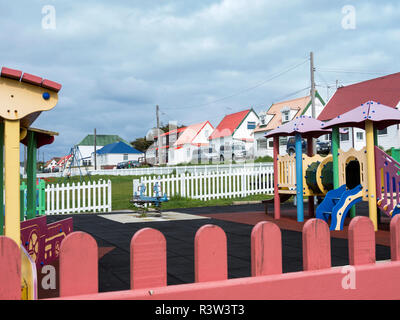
[37,174,274,211]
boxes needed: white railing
[133,167,274,201]
[45,179,112,215]
[34,162,273,178]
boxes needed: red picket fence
[1,216,400,300]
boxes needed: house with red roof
[168,121,214,165]
[318,72,400,151]
[208,109,259,160]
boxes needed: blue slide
[316,184,363,231]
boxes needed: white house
[44,157,60,172]
[208,109,259,157]
[253,93,326,157]
[93,141,144,169]
[76,134,132,167]
[317,72,400,152]
[168,121,214,165]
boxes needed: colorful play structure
[0,66,72,299]
[267,101,400,231]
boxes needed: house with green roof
[77,134,132,167]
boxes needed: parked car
[316,139,331,154]
[219,143,246,162]
[190,147,219,164]
[116,161,128,169]
[127,160,140,168]
[286,137,331,155]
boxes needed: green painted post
[26,131,37,219]
[20,182,26,221]
[38,179,46,215]
[0,122,3,235]
[332,127,340,189]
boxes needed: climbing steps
[316,184,363,231]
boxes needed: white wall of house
[232,111,259,149]
[77,145,103,165]
[192,122,214,145]
[254,131,274,158]
[94,152,144,168]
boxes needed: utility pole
[310,51,317,153]
[156,105,161,165]
[94,128,97,170]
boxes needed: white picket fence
[34,162,273,178]
[133,167,274,201]
[45,179,112,215]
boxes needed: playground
[1,65,400,301]
[45,202,392,293]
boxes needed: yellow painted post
[365,120,378,231]
[4,119,21,245]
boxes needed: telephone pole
[310,52,317,153]
[156,105,161,165]
[94,128,97,170]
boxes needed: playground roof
[96,141,143,155]
[78,134,131,147]
[209,109,252,140]
[318,72,400,121]
[20,127,59,149]
[265,116,331,138]
[322,101,400,131]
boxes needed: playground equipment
[267,101,400,231]
[130,182,168,216]
[61,144,91,182]
[20,179,46,219]
[0,66,72,299]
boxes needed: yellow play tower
[0,66,61,299]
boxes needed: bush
[254,156,274,163]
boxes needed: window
[378,128,388,135]
[257,139,268,150]
[340,128,350,141]
[282,112,290,123]
[356,132,364,140]
[268,139,274,149]
[123,154,128,160]
[247,121,256,129]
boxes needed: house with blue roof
[92,141,144,169]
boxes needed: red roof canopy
[318,72,400,121]
[209,109,250,140]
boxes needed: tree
[130,123,186,152]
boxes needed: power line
[317,68,394,75]
[163,57,310,111]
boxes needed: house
[93,141,144,169]
[44,157,60,172]
[145,126,187,165]
[168,121,214,165]
[57,154,73,170]
[317,72,400,151]
[208,109,259,157]
[253,93,326,157]
[76,134,131,167]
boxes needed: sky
[1,0,400,160]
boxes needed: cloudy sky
[2,0,400,160]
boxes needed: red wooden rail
[1,216,400,299]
